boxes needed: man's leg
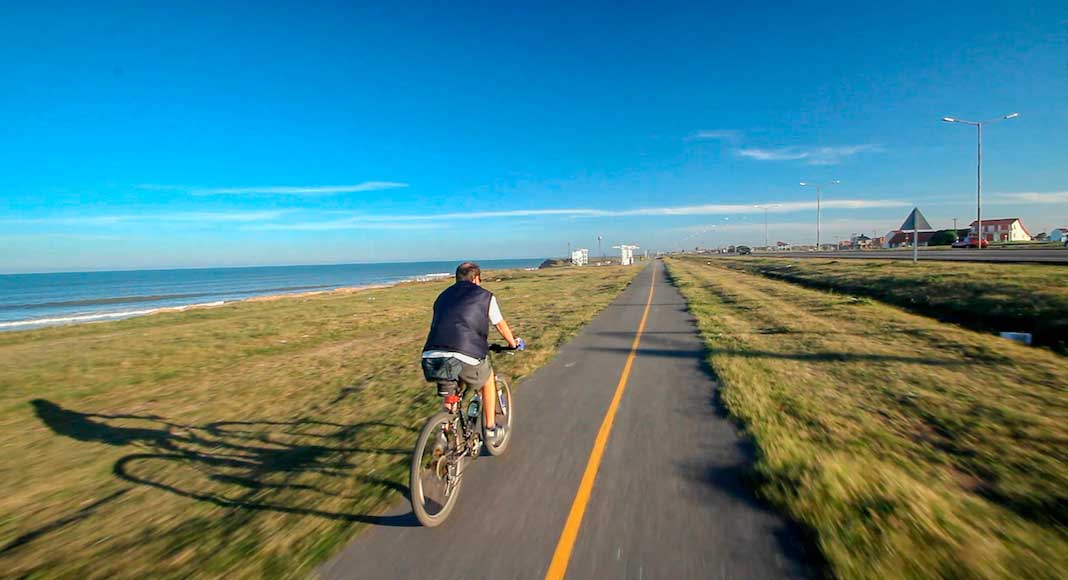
[481,371,496,430]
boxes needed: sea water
[0,259,542,330]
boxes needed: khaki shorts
[458,357,493,388]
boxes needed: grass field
[0,265,638,578]
[666,257,1068,579]
[716,257,1068,353]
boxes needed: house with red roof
[969,218,1032,242]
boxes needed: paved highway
[321,262,812,579]
[758,248,1068,264]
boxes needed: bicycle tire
[410,412,463,526]
[484,375,514,456]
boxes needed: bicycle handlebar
[489,342,523,352]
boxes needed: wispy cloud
[8,196,920,234]
[138,182,409,196]
[259,198,911,231]
[244,209,602,231]
[246,221,440,232]
[992,191,1068,204]
[737,144,879,165]
[615,199,905,217]
[691,129,742,142]
[5,210,289,226]
[676,217,899,235]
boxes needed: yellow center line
[544,261,657,580]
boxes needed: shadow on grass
[732,262,1068,354]
[23,398,419,554]
[0,488,131,556]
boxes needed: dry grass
[716,256,1068,353]
[0,265,638,578]
[666,256,1068,579]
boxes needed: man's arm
[488,295,518,348]
[495,319,518,349]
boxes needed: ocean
[0,259,543,331]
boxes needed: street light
[800,180,839,250]
[942,112,1019,249]
[753,204,781,250]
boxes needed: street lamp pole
[800,180,839,250]
[942,113,1018,249]
[753,204,781,250]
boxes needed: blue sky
[2,1,1067,272]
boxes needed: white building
[570,248,589,266]
[615,244,639,266]
[969,218,1032,242]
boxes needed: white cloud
[246,221,439,232]
[992,191,1068,203]
[737,144,879,165]
[610,199,906,217]
[7,197,917,233]
[5,210,289,226]
[691,129,741,142]
[291,198,911,228]
[191,182,409,196]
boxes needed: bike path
[321,261,811,579]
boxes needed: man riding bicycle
[421,262,522,440]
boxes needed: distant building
[888,207,937,248]
[614,244,639,266]
[570,248,589,266]
[1049,228,1068,243]
[969,218,1032,242]
[870,236,887,249]
[886,230,940,248]
[850,234,872,249]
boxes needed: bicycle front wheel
[410,412,464,526]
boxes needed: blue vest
[423,281,493,360]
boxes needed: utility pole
[597,235,604,261]
[953,217,958,241]
[943,113,1018,249]
[567,241,571,263]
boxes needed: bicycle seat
[435,380,459,397]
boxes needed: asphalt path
[321,261,811,579]
[758,248,1068,264]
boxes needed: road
[321,262,811,579]
[757,248,1068,264]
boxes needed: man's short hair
[455,262,481,283]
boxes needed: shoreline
[0,273,456,332]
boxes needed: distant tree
[1034,232,1049,241]
[928,230,957,246]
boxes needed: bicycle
[409,343,518,526]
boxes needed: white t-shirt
[422,295,504,365]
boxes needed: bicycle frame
[438,347,512,463]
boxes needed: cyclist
[421,262,522,440]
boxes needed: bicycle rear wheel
[484,375,513,456]
[410,412,464,526]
